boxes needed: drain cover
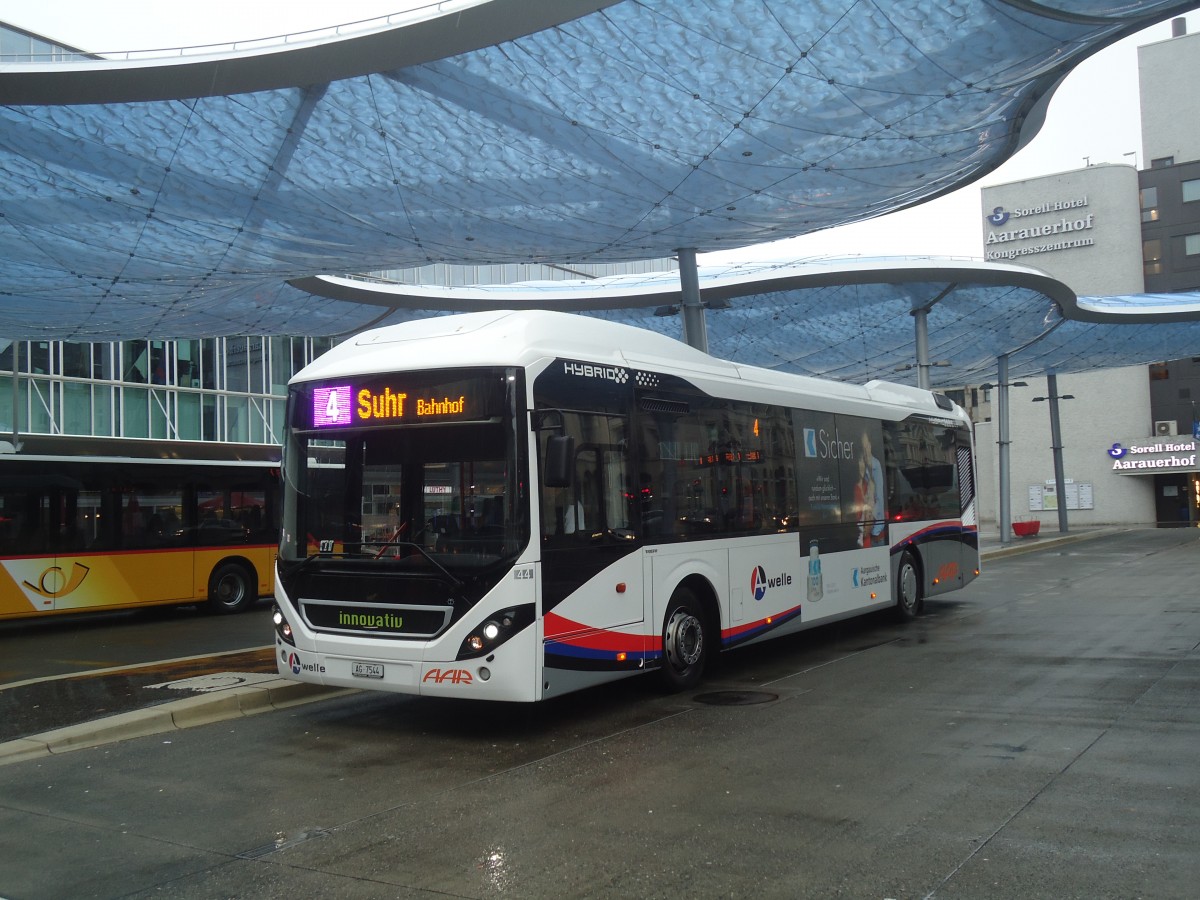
[694,690,778,706]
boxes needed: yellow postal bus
[0,436,277,620]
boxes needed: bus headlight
[457,604,535,660]
[272,605,296,647]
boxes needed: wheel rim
[665,608,703,672]
[215,573,246,608]
[899,561,918,612]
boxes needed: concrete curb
[0,679,354,767]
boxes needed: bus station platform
[976,523,1123,559]
[0,525,1120,767]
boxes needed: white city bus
[272,310,979,701]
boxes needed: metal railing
[6,1,483,63]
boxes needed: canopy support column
[676,248,708,353]
[997,354,1012,545]
[912,305,931,391]
[909,285,954,390]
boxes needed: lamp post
[1032,368,1074,534]
[981,355,1026,544]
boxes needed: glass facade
[0,336,335,446]
[0,25,89,62]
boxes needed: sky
[3,1,1197,264]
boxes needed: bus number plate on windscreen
[352,662,384,679]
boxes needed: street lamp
[1032,369,1074,534]
[894,361,951,375]
[979,380,1028,390]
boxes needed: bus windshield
[279,368,527,575]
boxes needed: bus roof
[297,310,966,422]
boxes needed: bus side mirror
[544,434,575,488]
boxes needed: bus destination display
[309,372,503,429]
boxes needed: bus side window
[544,486,586,538]
[72,491,103,551]
[576,457,598,533]
[15,490,50,554]
[541,433,588,541]
[540,413,630,543]
[883,419,960,521]
[557,449,597,537]
[634,410,678,539]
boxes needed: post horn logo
[23,562,91,598]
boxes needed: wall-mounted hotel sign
[984,195,1095,263]
[1106,438,1199,474]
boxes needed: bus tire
[661,587,708,691]
[895,551,922,621]
[207,561,255,614]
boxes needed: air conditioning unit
[1154,420,1177,436]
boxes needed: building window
[122,341,149,383]
[1185,180,1200,204]
[1141,186,1159,222]
[28,342,51,375]
[1151,156,1175,169]
[1144,239,1163,275]
[1185,234,1200,257]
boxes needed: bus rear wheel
[661,587,708,691]
[208,562,254,615]
[895,551,922,621]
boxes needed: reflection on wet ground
[0,648,274,743]
[0,529,1146,748]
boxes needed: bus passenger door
[540,414,643,631]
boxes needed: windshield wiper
[364,541,465,588]
[280,553,324,575]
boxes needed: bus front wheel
[661,587,708,691]
[895,551,922,621]
[208,562,255,615]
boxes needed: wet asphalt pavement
[0,527,1197,899]
[0,601,274,742]
[0,528,1099,745]
[0,648,275,743]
